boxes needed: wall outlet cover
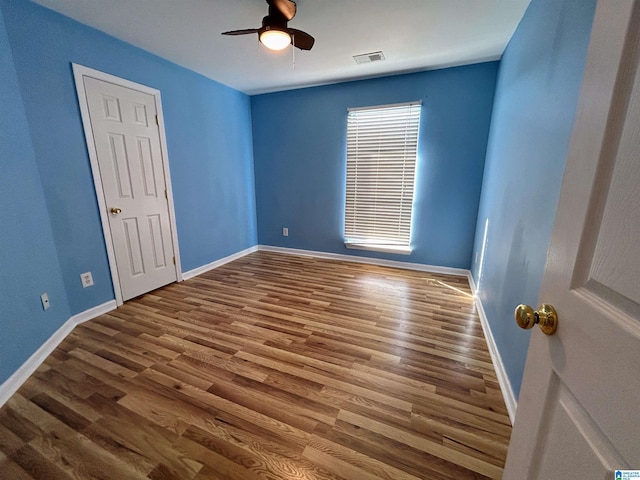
[41,293,50,310]
[81,272,94,288]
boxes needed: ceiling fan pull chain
[292,33,296,70]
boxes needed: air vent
[353,51,386,65]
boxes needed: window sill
[345,243,412,255]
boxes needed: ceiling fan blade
[289,28,314,50]
[221,28,260,36]
[268,0,297,21]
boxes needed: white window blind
[344,102,421,252]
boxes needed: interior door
[503,1,640,478]
[83,76,177,301]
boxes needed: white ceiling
[32,0,531,95]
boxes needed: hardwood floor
[0,251,511,479]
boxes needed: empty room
[1,0,638,478]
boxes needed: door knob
[515,304,558,335]
[110,207,122,215]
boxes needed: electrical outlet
[41,293,50,310]
[81,272,94,288]
[282,227,289,237]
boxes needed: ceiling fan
[222,0,315,51]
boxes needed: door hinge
[173,256,176,265]
[164,189,168,199]
[155,114,159,126]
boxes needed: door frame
[72,64,182,306]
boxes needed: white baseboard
[0,300,117,408]
[1,245,262,406]
[181,245,259,280]
[1,250,517,426]
[258,245,470,277]
[468,273,517,424]
[68,300,117,325]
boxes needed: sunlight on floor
[359,275,410,298]
[435,280,474,299]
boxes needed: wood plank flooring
[0,251,511,479]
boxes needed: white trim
[468,273,517,424]
[345,243,412,255]
[72,64,183,306]
[68,300,118,325]
[0,245,516,426]
[154,88,183,282]
[348,100,422,112]
[258,245,469,277]
[0,301,116,408]
[182,246,259,280]
[467,271,477,297]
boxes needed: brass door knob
[515,304,558,336]
[110,207,122,215]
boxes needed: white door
[83,76,177,301]
[503,1,640,478]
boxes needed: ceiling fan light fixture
[260,28,291,50]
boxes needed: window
[344,102,421,254]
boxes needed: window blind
[344,102,421,251]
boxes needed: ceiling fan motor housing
[262,14,288,32]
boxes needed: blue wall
[0,8,71,384]
[252,63,498,269]
[0,0,598,403]
[1,0,257,315]
[470,0,596,399]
